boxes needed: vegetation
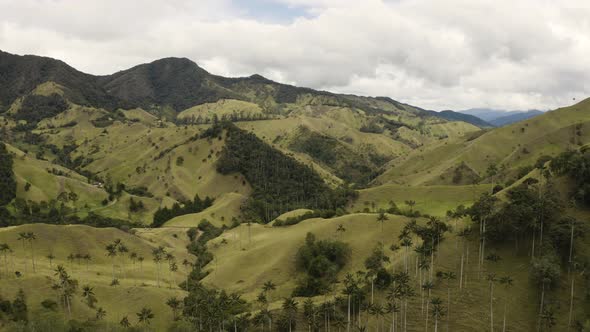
[213,122,357,222]
[152,195,214,227]
[293,232,351,296]
[0,143,16,206]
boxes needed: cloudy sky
[1,0,589,111]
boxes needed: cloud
[0,0,589,110]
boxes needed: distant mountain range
[424,110,494,128]
[460,108,544,127]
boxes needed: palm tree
[404,200,416,214]
[168,260,178,289]
[138,255,145,274]
[182,259,192,290]
[282,297,298,332]
[400,237,413,274]
[83,254,91,271]
[441,271,457,331]
[167,297,182,320]
[95,307,106,320]
[303,298,316,332]
[487,273,497,331]
[26,232,37,272]
[343,273,358,331]
[82,285,97,308]
[430,297,445,332]
[137,307,155,325]
[263,280,276,302]
[117,243,129,279]
[105,244,117,280]
[120,315,131,328]
[498,276,513,332]
[337,224,346,239]
[377,211,389,233]
[17,232,28,273]
[389,243,400,273]
[152,246,166,287]
[1,243,11,277]
[422,281,434,331]
[67,253,76,271]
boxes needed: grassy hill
[378,98,590,186]
[0,224,192,330]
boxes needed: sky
[1,0,589,111]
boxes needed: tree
[105,243,117,281]
[377,211,389,233]
[303,298,317,332]
[95,307,106,320]
[167,297,182,321]
[337,224,346,239]
[117,243,129,279]
[17,232,28,273]
[440,271,456,331]
[82,285,97,308]
[52,265,78,319]
[26,232,36,272]
[152,246,166,288]
[404,200,416,214]
[120,315,131,328]
[12,289,27,322]
[422,281,434,331]
[1,243,11,277]
[137,307,155,325]
[282,297,298,332]
[263,280,276,302]
[499,276,513,332]
[487,273,497,331]
[430,297,445,332]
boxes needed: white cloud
[1,0,589,110]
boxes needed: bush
[293,233,350,296]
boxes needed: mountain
[425,110,494,128]
[461,108,544,126]
[488,109,544,126]
[1,50,588,331]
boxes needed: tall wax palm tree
[95,307,106,320]
[17,232,28,273]
[263,280,277,302]
[0,243,10,277]
[498,276,513,332]
[182,259,192,290]
[441,271,457,331]
[105,244,117,280]
[83,254,91,271]
[120,315,131,328]
[422,281,434,331]
[26,232,36,272]
[137,307,155,325]
[389,243,400,274]
[377,211,388,233]
[152,246,166,288]
[337,224,346,239]
[166,297,182,320]
[282,297,298,332]
[117,243,128,279]
[487,273,497,331]
[430,297,445,332]
[82,285,97,308]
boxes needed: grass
[163,192,247,228]
[378,98,590,186]
[0,224,193,330]
[349,184,492,216]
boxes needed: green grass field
[0,224,193,331]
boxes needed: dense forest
[152,195,214,227]
[0,142,16,206]
[210,122,357,222]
